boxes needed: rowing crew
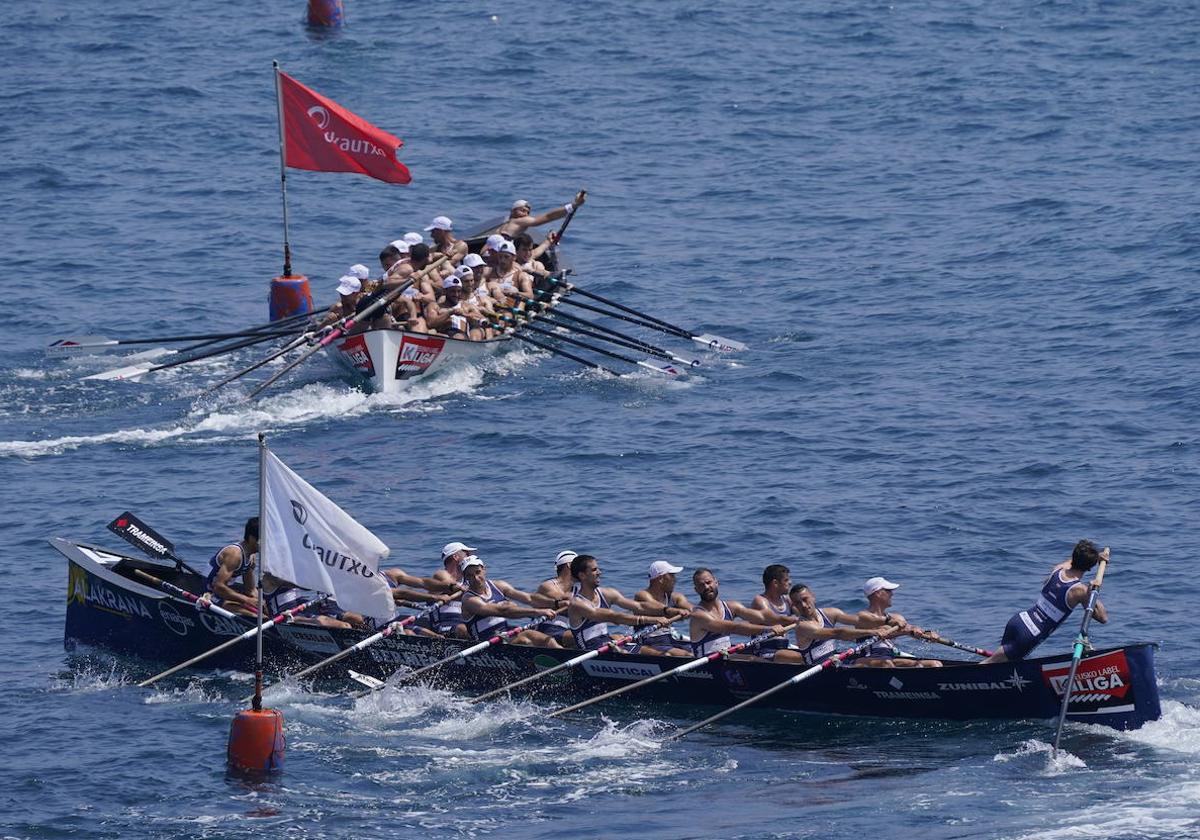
[319,193,585,340]
[205,521,1108,666]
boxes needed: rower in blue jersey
[568,555,681,653]
[203,517,259,616]
[458,556,562,647]
[852,577,943,668]
[633,560,694,656]
[749,564,800,661]
[980,540,1109,664]
[420,540,476,637]
[689,568,788,658]
[781,583,903,665]
[531,550,578,646]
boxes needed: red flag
[277,70,412,184]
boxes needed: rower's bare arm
[731,601,776,625]
[822,606,858,627]
[391,587,445,604]
[606,588,661,615]
[1093,599,1108,623]
[695,612,777,638]
[494,579,536,605]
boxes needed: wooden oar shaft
[1052,555,1110,755]
[132,570,240,621]
[136,595,328,687]
[671,638,877,740]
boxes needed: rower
[419,541,474,638]
[633,560,693,656]
[261,573,365,630]
[531,550,578,646]
[497,192,586,238]
[689,568,786,658]
[780,583,903,665]
[403,231,424,249]
[380,242,408,281]
[203,517,259,617]
[979,541,1109,664]
[512,233,552,284]
[749,564,799,661]
[568,554,680,654]
[425,215,468,265]
[485,240,534,305]
[383,566,457,606]
[458,556,561,647]
[320,274,362,326]
[852,577,942,668]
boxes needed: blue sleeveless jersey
[795,608,839,665]
[758,595,794,655]
[204,543,250,598]
[570,588,613,650]
[426,576,466,633]
[691,601,734,656]
[464,581,509,640]
[1000,568,1081,659]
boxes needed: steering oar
[1051,548,1110,757]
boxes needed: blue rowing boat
[54,537,1162,730]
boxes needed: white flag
[262,449,394,621]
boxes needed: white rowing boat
[326,327,510,393]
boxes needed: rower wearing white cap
[750,564,800,661]
[496,191,586,238]
[380,242,410,281]
[403,231,424,248]
[689,568,788,658]
[852,577,942,668]
[568,555,681,655]
[485,239,534,306]
[425,215,468,265]
[421,541,476,638]
[459,556,562,647]
[633,561,693,656]
[321,274,363,326]
[532,550,579,646]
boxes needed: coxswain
[203,517,259,617]
[531,550,578,646]
[780,583,902,665]
[979,541,1109,664]
[497,192,586,238]
[425,215,468,265]
[852,577,942,668]
[633,560,693,656]
[689,568,787,658]
[420,541,475,638]
[748,564,801,661]
[568,554,680,654]
[458,556,562,647]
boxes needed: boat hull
[326,328,507,393]
[56,539,1162,730]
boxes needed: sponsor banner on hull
[581,660,661,681]
[68,565,154,620]
[395,335,445,380]
[158,601,194,637]
[276,625,341,655]
[338,335,376,377]
[1040,649,1134,713]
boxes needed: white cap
[648,560,683,579]
[863,576,900,597]
[460,554,484,570]
[442,276,462,289]
[390,239,410,254]
[424,215,453,232]
[404,232,424,246]
[442,541,476,559]
[349,263,370,280]
[555,550,577,567]
[485,234,507,251]
[511,199,531,210]
[463,253,486,268]
[496,240,516,255]
[454,265,474,280]
[335,275,361,296]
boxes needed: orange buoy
[268,275,314,322]
[227,707,285,773]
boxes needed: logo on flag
[262,449,394,620]
[277,69,412,185]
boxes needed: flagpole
[272,61,293,277]
[254,432,267,711]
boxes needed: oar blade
[348,670,387,690]
[692,333,748,353]
[635,360,683,377]
[83,362,154,382]
[47,336,118,354]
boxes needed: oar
[669,637,880,740]
[86,328,307,382]
[244,603,444,703]
[244,259,448,399]
[908,628,992,658]
[106,511,207,579]
[499,313,682,377]
[469,619,679,703]
[544,280,748,352]
[500,325,619,376]
[132,569,244,621]
[350,609,566,699]
[197,329,321,395]
[1051,551,1110,757]
[51,328,306,353]
[546,624,797,719]
[136,595,329,687]
[540,310,701,368]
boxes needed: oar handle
[132,569,240,621]
[1092,552,1109,590]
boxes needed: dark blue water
[3,1,1199,837]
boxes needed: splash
[1109,700,1200,755]
[993,738,1087,773]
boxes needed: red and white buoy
[306,0,345,28]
